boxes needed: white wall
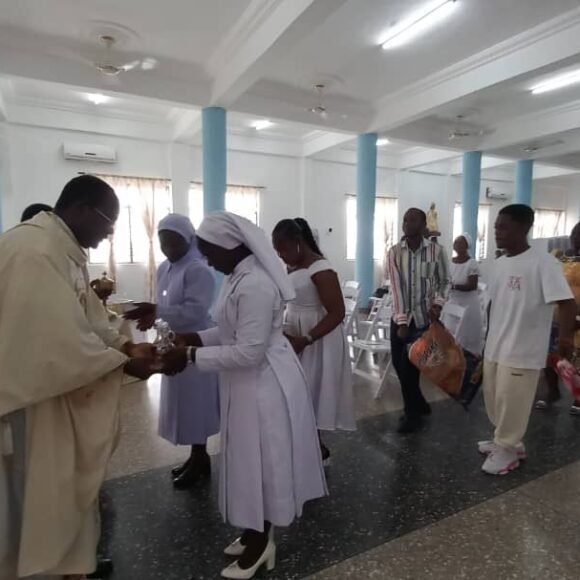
[1,124,303,299]
[1,122,578,298]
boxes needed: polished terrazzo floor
[101,374,580,580]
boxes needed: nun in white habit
[162,211,327,580]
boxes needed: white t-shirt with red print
[485,248,573,370]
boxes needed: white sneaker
[478,440,527,459]
[570,405,580,416]
[482,446,520,475]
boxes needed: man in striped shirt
[388,208,451,433]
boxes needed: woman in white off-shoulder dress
[273,218,356,461]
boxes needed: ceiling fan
[308,84,328,119]
[447,115,492,141]
[522,140,564,153]
[91,35,157,77]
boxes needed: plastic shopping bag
[409,321,466,397]
[549,354,580,400]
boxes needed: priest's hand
[124,358,157,381]
[124,302,157,331]
[162,347,189,375]
[125,342,157,359]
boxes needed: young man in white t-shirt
[479,204,576,475]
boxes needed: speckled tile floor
[99,378,580,580]
[307,478,580,580]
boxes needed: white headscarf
[197,211,295,301]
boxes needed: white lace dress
[285,260,356,431]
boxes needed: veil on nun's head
[197,211,295,302]
[158,213,201,256]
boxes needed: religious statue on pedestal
[426,202,440,237]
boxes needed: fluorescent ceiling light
[377,138,390,146]
[531,69,580,95]
[380,0,459,50]
[87,93,109,105]
[252,120,274,131]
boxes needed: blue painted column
[514,159,534,206]
[462,151,482,250]
[356,133,377,302]
[202,107,226,214]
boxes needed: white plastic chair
[358,294,392,340]
[344,297,359,343]
[342,280,361,302]
[352,298,395,399]
[440,303,467,342]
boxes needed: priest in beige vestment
[0,175,157,580]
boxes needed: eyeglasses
[92,206,114,225]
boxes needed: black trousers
[390,320,428,418]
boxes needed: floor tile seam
[296,488,542,578]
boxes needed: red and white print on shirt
[507,276,522,291]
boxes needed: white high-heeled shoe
[220,539,276,579]
[224,537,245,557]
[224,526,274,557]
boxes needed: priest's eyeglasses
[92,206,115,225]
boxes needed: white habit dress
[285,260,356,431]
[196,255,327,531]
[444,258,483,356]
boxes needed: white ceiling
[0,0,252,66]
[2,77,179,120]
[2,0,580,180]
[264,0,580,102]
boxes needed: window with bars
[452,203,491,260]
[89,176,172,264]
[346,195,398,260]
[532,208,566,239]
[189,183,261,227]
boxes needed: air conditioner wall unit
[485,187,510,201]
[62,143,117,164]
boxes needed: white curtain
[136,178,158,301]
[103,175,127,287]
[346,195,398,263]
[225,185,261,225]
[533,209,566,239]
[189,183,261,226]
[98,175,172,300]
[107,234,117,289]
